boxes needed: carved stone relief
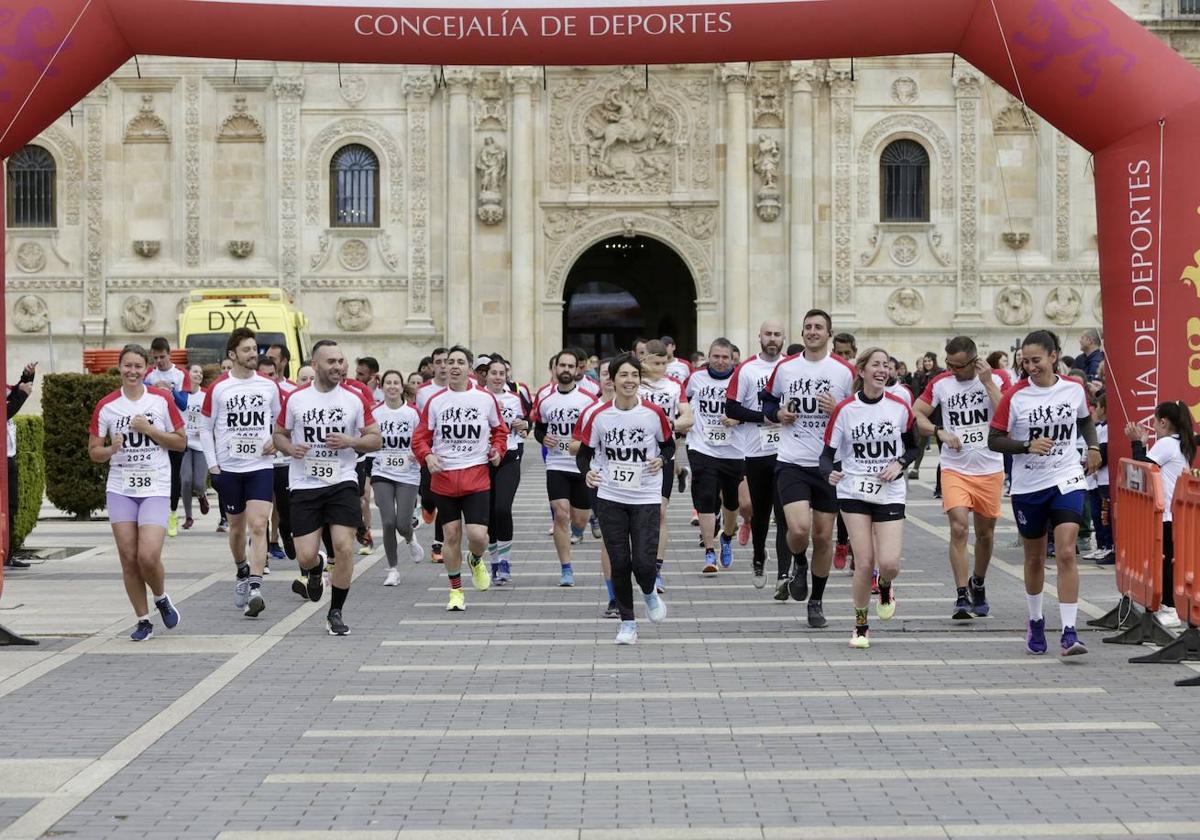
[831,72,854,308]
[339,74,367,107]
[335,296,373,331]
[752,69,783,127]
[338,239,370,271]
[38,125,82,225]
[85,98,106,317]
[1093,290,1103,323]
[124,93,170,143]
[753,134,781,222]
[889,235,918,267]
[476,136,506,225]
[955,73,981,311]
[14,242,45,273]
[1055,132,1071,261]
[274,77,305,298]
[474,72,507,129]
[1044,286,1082,325]
[217,95,265,142]
[121,295,155,333]
[886,287,924,325]
[995,286,1033,326]
[584,71,674,184]
[305,118,403,226]
[12,295,49,332]
[890,76,919,105]
[404,72,435,320]
[993,97,1038,133]
[184,77,201,267]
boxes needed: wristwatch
[1022,440,1031,453]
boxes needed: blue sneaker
[1026,618,1047,655]
[559,566,575,587]
[719,534,734,568]
[1060,626,1088,657]
[154,595,180,630]
[497,559,512,584]
[655,573,665,594]
[268,542,286,562]
[130,619,154,642]
[702,549,718,575]
[968,577,990,617]
[644,591,667,623]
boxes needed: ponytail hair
[1156,401,1197,466]
[853,347,890,393]
[1021,329,1061,357]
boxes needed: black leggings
[836,512,848,547]
[489,447,522,543]
[168,448,184,511]
[273,465,294,559]
[596,498,660,622]
[419,465,444,544]
[745,455,789,570]
[1164,521,1175,608]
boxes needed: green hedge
[43,373,120,520]
[12,415,44,550]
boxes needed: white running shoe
[614,620,638,645]
[383,568,401,586]
[644,592,667,623]
[409,535,425,563]
[1156,606,1183,629]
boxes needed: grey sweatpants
[372,477,420,567]
[180,447,209,518]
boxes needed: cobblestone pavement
[1,455,1199,840]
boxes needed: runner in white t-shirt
[145,337,189,538]
[989,330,1100,657]
[820,348,918,650]
[372,369,424,586]
[485,356,529,585]
[180,363,212,530]
[88,344,186,642]
[1083,394,1114,565]
[273,340,381,636]
[264,343,296,565]
[415,347,450,562]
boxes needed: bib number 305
[231,436,265,459]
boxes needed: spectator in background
[895,360,912,389]
[785,343,803,356]
[4,362,36,568]
[987,351,1013,390]
[417,356,434,382]
[832,333,857,361]
[1013,347,1028,381]
[908,352,943,479]
[690,350,706,369]
[1079,328,1105,382]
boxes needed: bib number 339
[305,453,339,485]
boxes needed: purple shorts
[107,492,170,528]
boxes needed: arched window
[329,143,379,228]
[880,139,929,223]
[6,145,56,228]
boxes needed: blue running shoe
[268,542,286,562]
[644,591,667,623]
[719,534,734,568]
[497,559,512,584]
[702,549,718,575]
[1060,626,1088,657]
[130,619,154,642]
[968,577,990,617]
[1026,618,1047,655]
[154,595,180,630]
[655,573,665,594]
[559,566,575,587]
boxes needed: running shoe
[409,535,425,564]
[614,620,638,645]
[690,510,699,526]
[263,564,271,576]
[244,587,265,618]
[496,559,512,585]
[421,507,437,525]
[737,519,751,546]
[952,593,973,621]
[182,516,194,531]
[469,553,492,591]
[604,599,620,618]
[199,495,210,516]
[1156,606,1183,629]
[559,566,575,587]
[411,514,421,532]
[774,576,790,601]
[326,609,350,636]
[968,578,990,617]
[167,511,178,538]
[570,532,583,546]
[870,569,880,595]
[644,592,667,623]
[291,577,308,600]
[702,549,718,576]
[268,542,285,561]
[677,467,689,493]
[383,568,401,586]
[807,600,827,628]
[1060,626,1088,656]
[446,589,466,611]
[655,573,665,594]
[752,558,766,590]
[234,577,250,609]
[849,627,869,649]
[877,587,897,621]
[306,561,325,603]
[719,534,734,568]
[833,544,848,571]
[788,557,809,602]
[359,534,374,555]
[1093,550,1115,566]
[1025,617,1047,655]
[217,519,228,534]
[431,543,444,564]
[590,515,601,539]
[545,526,555,536]
[154,595,180,630]
[130,619,154,642]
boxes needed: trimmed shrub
[11,415,44,550]
[43,373,120,520]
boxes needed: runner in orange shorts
[913,336,1006,620]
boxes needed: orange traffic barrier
[83,348,188,375]
[1101,459,1174,648]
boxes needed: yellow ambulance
[178,288,312,375]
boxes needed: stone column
[788,62,816,339]
[829,70,858,329]
[953,72,984,328]
[719,63,750,351]
[271,76,305,302]
[82,81,110,343]
[403,72,436,332]
[444,67,474,345]
[507,66,538,382]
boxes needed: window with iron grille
[329,143,379,228]
[6,145,56,228]
[880,139,930,223]
[1181,0,1200,15]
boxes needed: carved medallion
[890,76,919,105]
[994,286,1033,326]
[889,235,919,267]
[338,239,370,271]
[339,74,367,106]
[335,296,373,332]
[1044,286,1082,326]
[15,242,45,273]
[886,287,924,326]
[121,295,155,333]
[12,295,49,332]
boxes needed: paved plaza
[0,456,1198,840]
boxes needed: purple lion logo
[0,7,65,104]
[1013,0,1135,97]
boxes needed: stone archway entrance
[562,235,696,359]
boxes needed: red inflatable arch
[0,0,1198,569]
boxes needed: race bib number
[759,425,781,449]
[844,474,886,503]
[555,438,573,454]
[606,463,645,490]
[705,424,730,445]
[1057,470,1087,496]
[382,453,409,472]
[304,452,339,485]
[956,423,988,452]
[122,468,156,497]
[231,436,265,459]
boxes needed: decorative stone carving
[39,125,82,225]
[886,287,924,325]
[338,74,367,106]
[227,240,254,259]
[305,118,403,226]
[310,232,331,271]
[217,95,265,142]
[404,72,434,320]
[121,295,155,333]
[857,114,954,220]
[890,76,919,105]
[584,69,674,184]
[1044,286,1082,325]
[955,72,981,313]
[377,232,400,272]
[995,286,1033,326]
[184,77,201,267]
[753,134,781,222]
[831,71,854,308]
[335,296,373,332]
[124,93,169,143]
[14,242,45,273]
[1055,132,1071,261]
[993,98,1038,133]
[890,235,919,267]
[338,238,369,271]
[133,239,160,258]
[752,69,783,127]
[476,136,506,225]
[1093,290,1103,323]
[85,98,105,316]
[274,77,305,298]
[474,72,507,129]
[1002,231,1031,250]
[12,295,49,332]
